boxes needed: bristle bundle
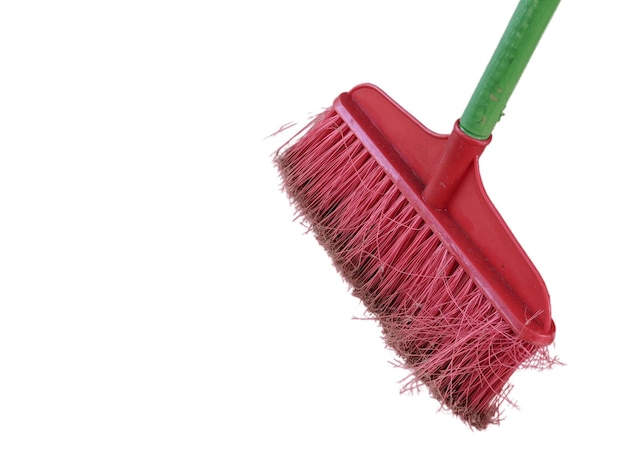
[274,109,557,429]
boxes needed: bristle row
[275,110,555,429]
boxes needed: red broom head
[274,86,557,429]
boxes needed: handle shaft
[459,0,559,140]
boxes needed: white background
[1,1,624,468]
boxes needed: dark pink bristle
[274,109,556,429]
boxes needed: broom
[274,0,559,429]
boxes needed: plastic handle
[459,0,560,140]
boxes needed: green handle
[459,0,560,140]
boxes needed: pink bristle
[274,109,557,429]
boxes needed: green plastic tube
[459,0,560,140]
